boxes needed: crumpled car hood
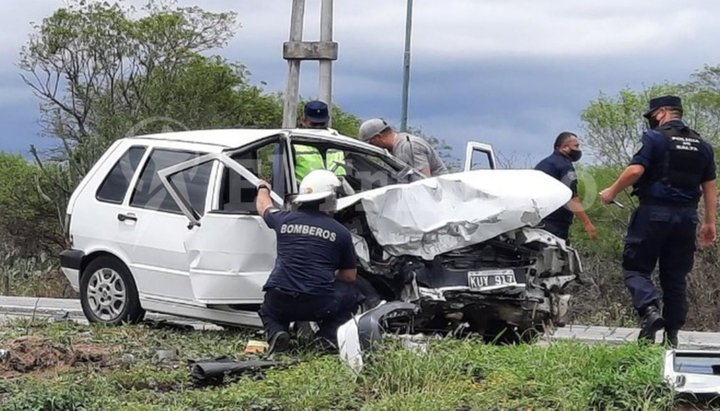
[337,169,572,260]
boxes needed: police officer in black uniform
[535,131,597,242]
[601,95,717,347]
[256,169,361,354]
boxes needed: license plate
[468,269,516,290]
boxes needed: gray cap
[359,118,391,142]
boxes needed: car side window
[215,141,288,214]
[130,149,209,214]
[167,161,213,215]
[96,146,147,204]
[291,141,408,193]
[468,151,493,170]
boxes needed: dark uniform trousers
[623,204,698,330]
[258,281,361,343]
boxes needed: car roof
[125,128,362,149]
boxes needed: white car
[60,129,581,340]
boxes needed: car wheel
[80,256,145,325]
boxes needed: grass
[0,319,691,411]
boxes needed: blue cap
[644,95,683,118]
[304,100,329,124]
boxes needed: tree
[580,85,684,167]
[17,0,374,246]
[582,65,720,168]
[18,1,246,232]
[406,127,461,172]
[20,1,241,154]
[0,154,60,253]
[330,105,362,137]
[685,65,720,144]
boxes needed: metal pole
[319,0,333,125]
[400,0,413,132]
[283,0,306,128]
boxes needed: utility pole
[400,0,414,132]
[319,0,333,110]
[283,0,338,128]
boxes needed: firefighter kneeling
[256,170,361,353]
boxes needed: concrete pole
[319,0,333,125]
[400,0,413,132]
[283,0,306,128]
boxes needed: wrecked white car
[60,129,581,340]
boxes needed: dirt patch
[0,336,120,378]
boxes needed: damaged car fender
[338,301,419,373]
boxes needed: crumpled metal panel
[337,170,572,260]
[350,233,370,266]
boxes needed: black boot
[664,329,679,348]
[637,305,664,344]
[267,331,290,354]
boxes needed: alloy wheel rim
[86,268,127,321]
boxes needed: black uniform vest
[656,124,705,189]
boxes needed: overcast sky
[2,0,719,164]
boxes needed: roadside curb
[4,297,720,348]
[0,297,82,317]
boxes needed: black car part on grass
[189,357,297,385]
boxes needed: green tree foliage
[406,127,461,172]
[18,0,247,236]
[580,85,682,167]
[330,105,362,137]
[582,65,720,168]
[0,154,60,253]
[15,0,357,248]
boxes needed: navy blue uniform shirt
[535,152,578,229]
[262,209,356,295]
[631,120,716,205]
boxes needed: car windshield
[291,139,422,195]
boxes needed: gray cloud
[3,0,720,165]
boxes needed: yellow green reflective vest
[295,145,346,181]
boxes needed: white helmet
[294,169,341,203]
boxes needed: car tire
[80,256,145,325]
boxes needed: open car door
[464,141,497,171]
[158,137,292,305]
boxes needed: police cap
[643,95,683,119]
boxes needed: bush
[0,153,61,255]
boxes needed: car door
[464,141,497,171]
[158,137,293,305]
[118,146,216,303]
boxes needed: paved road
[3,296,720,349]
[0,296,221,330]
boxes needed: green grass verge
[0,319,679,410]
